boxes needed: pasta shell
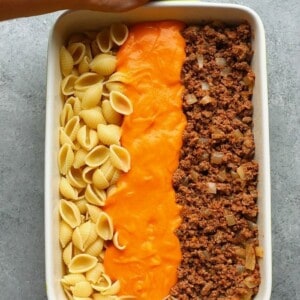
[109,145,131,173]
[91,274,112,292]
[61,74,78,96]
[61,273,86,286]
[105,82,124,94]
[84,223,98,249]
[85,145,110,168]
[86,204,102,224]
[72,68,80,76]
[77,125,99,151]
[110,23,129,46]
[74,89,86,100]
[76,199,88,214]
[73,148,88,169]
[110,169,121,185]
[59,199,81,228]
[73,245,83,256]
[97,124,121,146]
[110,91,133,115]
[62,242,73,266]
[73,221,97,252]
[85,184,106,206]
[112,232,126,251]
[60,128,77,150]
[68,254,98,273]
[100,160,115,182]
[82,221,93,245]
[81,83,103,109]
[68,42,86,65]
[102,280,121,296]
[101,99,123,125]
[60,46,74,77]
[73,297,92,300]
[99,250,105,262]
[96,212,114,241]
[78,188,86,201]
[91,39,101,57]
[90,54,117,76]
[60,177,78,200]
[64,116,80,141]
[92,294,118,300]
[78,55,91,74]
[72,227,85,251]
[84,41,93,61]
[60,103,74,127]
[85,238,104,257]
[82,166,95,184]
[106,185,117,198]
[92,169,110,190]
[67,167,86,189]
[75,72,104,92]
[58,144,74,176]
[71,281,93,297]
[59,220,73,248]
[66,96,81,115]
[107,71,129,84]
[79,107,107,129]
[96,28,113,53]
[86,263,105,284]
[63,287,73,300]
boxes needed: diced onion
[245,244,256,270]
[216,57,227,67]
[241,290,254,300]
[236,264,245,274]
[244,276,258,288]
[233,129,243,138]
[210,151,224,164]
[200,152,209,161]
[255,246,264,258]
[196,54,204,68]
[220,66,231,77]
[243,75,254,87]
[190,170,199,182]
[247,220,258,230]
[198,137,209,144]
[225,214,236,226]
[230,170,239,179]
[235,247,246,258]
[200,95,214,105]
[217,169,227,182]
[186,93,198,105]
[207,182,217,194]
[201,81,210,91]
[237,165,246,180]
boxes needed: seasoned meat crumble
[170,23,261,300]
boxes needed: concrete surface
[0,1,299,299]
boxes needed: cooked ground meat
[170,23,261,300]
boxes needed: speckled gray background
[0,1,299,299]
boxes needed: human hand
[71,0,151,12]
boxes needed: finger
[87,0,150,12]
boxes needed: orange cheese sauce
[104,21,186,299]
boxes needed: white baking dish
[45,2,271,299]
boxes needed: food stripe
[170,23,261,299]
[57,21,261,300]
[104,21,186,299]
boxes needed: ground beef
[169,23,261,300]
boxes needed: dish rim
[45,2,271,299]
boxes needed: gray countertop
[0,1,299,299]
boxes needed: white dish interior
[45,2,271,299]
